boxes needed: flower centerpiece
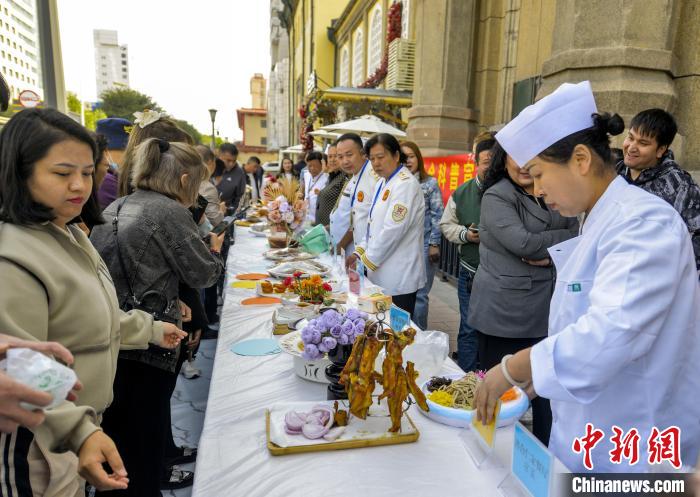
[283,272,332,304]
[263,177,305,229]
[300,309,368,361]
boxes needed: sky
[56,0,271,141]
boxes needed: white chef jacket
[354,166,426,296]
[330,176,356,254]
[302,170,329,223]
[350,160,379,247]
[531,176,700,473]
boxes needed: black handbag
[112,198,177,357]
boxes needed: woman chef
[346,133,426,317]
[474,81,700,473]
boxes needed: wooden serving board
[265,410,420,456]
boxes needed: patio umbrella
[319,114,406,138]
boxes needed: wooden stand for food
[265,410,420,456]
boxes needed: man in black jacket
[216,143,246,214]
[616,108,700,270]
[244,156,264,203]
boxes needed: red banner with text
[424,153,476,205]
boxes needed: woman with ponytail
[474,81,700,473]
[90,138,223,496]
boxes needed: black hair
[364,133,407,163]
[94,133,109,167]
[629,108,677,148]
[481,142,509,194]
[212,157,225,178]
[0,108,104,227]
[219,142,239,157]
[336,133,364,152]
[474,138,496,164]
[247,156,261,165]
[305,151,323,162]
[610,147,623,165]
[537,112,625,168]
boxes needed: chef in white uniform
[346,133,426,316]
[474,81,700,473]
[302,151,328,223]
[331,133,378,255]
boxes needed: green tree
[201,134,224,148]
[67,92,81,114]
[84,107,107,131]
[173,118,203,144]
[100,87,160,120]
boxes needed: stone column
[539,0,681,154]
[406,0,480,157]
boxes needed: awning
[320,87,412,106]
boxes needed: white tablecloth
[192,227,558,497]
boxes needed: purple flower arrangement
[300,309,369,360]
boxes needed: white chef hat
[495,80,598,167]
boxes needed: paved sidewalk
[426,274,461,354]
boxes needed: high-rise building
[93,29,129,98]
[0,0,42,101]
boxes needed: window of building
[368,4,383,75]
[12,42,16,49]
[340,45,350,87]
[261,137,267,145]
[261,119,267,128]
[11,27,14,34]
[121,60,127,66]
[352,28,364,87]
[102,72,107,76]
[400,0,410,38]
[101,55,106,59]
[1,51,4,58]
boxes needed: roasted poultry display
[339,323,429,432]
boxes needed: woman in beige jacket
[0,108,185,497]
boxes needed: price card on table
[501,422,554,497]
[471,399,501,448]
[390,304,411,331]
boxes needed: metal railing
[438,237,461,284]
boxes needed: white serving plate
[418,373,529,428]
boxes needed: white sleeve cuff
[530,335,578,402]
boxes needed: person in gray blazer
[468,142,578,445]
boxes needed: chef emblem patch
[382,190,390,201]
[357,191,365,202]
[314,188,320,194]
[392,203,408,223]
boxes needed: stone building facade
[408,0,700,171]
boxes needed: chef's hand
[78,431,129,491]
[179,301,192,323]
[345,253,358,271]
[159,323,187,349]
[474,365,512,426]
[466,224,480,244]
[428,245,440,263]
[522,257,551,267]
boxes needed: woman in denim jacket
[401,141,444,330]
[90,138,222,497]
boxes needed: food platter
[268,260,331,278]
[263,247,317,262]
[418,373,529,428]
[266,401,419,455]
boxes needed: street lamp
[208,108,217,151]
